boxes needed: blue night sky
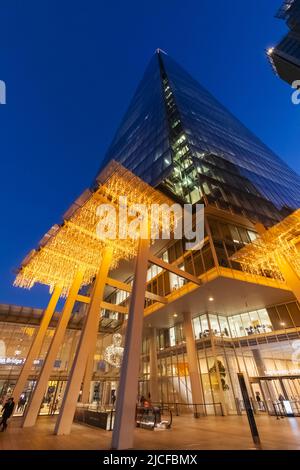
[0,0,299,309]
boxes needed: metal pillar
[149,328,159,402]
[111,237,150,449]
[22,270,84,427]
[81,351,95,404]
[54,247,113,435]
[13,284,62,403]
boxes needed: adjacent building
[268,0,300,84]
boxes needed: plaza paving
[1,414,300,450]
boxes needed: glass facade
[277,32,300,60]
[1,299,300,417]
[143,300,300,415]
[96,54,172,187]
[270,0,300,84]
[95,51,300,226]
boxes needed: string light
[14,162,175,296]
[232,209,300,280]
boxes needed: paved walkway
[0,415,300,450]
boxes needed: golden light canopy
[14,161,175,296]
[232,209,300,280]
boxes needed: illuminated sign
[264,369,300,376]
[0,357,43,366]
[0,357,25,365]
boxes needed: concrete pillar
[252,348,277,404]
[67,330,80,373]
[149,328,159,403]
[207,315,228,416]
[13,284,62,403]
[22,270,84,427]
[183,312,204,406]
[81,351,95,403]
[252,348,266,376]
[111,237,150,450]
[54,247,113,435]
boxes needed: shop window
[200,315,209,336]
[229,225,242,244]
[247,230,257,242]
[147,264,163,281]
[168,242,183,263]
[184,254,194,275]
[208,219,221,240]
[214,242,229,267]
[256,309,272,332]
[169,327,176,347]
[229,315,245,337]
[228,317,238,337]
[190,187,201,204]
[209,314,220,336]
[159,331,165,350]
[276,304,294,328]
[286,302,300,327]
[266,306,282,330]
[202,246,215,271]
[220,223,233,241]
[238,227,251,244]
[193,317,201,339]
[218,316,230,337]
[169,272,185,291]
[193,251,205,276]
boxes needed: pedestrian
[0,397,15,431]
[140,395,145,406]
[17,395,26,413]
[255,391,262,410]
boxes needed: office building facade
[268,0,300,84]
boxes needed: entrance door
[251,382,266,412]
[39,380,67,415]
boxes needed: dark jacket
[2,401,14,418]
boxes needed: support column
[207,313,228,416]
[81,351,95,403]
[149,328,159,403]
[252,348,277,403]
[13,284,62,403]
[22,270,84,427]
[183,312,204,406]
[252,348,266,376]
[55,247,113,435]
[111,237,150,450]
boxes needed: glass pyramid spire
[96,50,300,226]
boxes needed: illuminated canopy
[232,209,300,280]
[14,161,174,296]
